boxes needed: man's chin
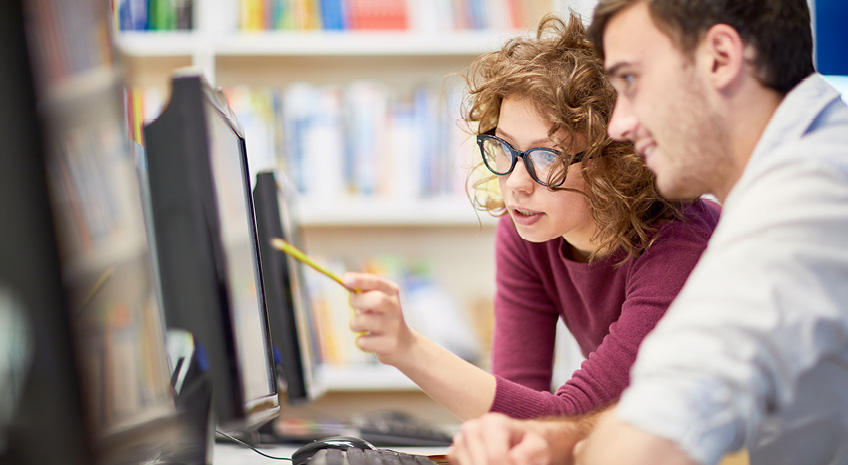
[655,176,704,200]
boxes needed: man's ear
[699,24,746,92]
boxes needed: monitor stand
[166,330,214,465]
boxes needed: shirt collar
[750,73,843,166]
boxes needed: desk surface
[213,443,447,465]
[213,443,748,465]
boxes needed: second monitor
[253,170,325,407]
[143,70,280,457]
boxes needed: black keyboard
[357,411,453,447]
[307,448,438,465]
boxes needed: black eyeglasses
[476,130,586,188]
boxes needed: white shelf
[315,363,420,391]
[294,197,498,227]
[117,30,521,58]
[214,30,518,56]
[117,31,200,57]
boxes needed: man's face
[602,2,728,198]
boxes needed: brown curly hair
[463,11,688,264]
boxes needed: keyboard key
[308,448,438,465]
[326,449,346,465]
[358,411,453,447]
[345,447,367,465]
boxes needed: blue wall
[814,0,848,75]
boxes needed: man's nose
[607,98,638,142]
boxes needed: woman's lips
[510,207,543,226]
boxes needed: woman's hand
[343,271,417,367]
[345,271,499,420]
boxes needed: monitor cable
[215,429,293,461]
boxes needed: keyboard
[357,411,453,447]
[307,448,443,465]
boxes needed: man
[448,1,848,464]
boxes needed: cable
[215,429,293,461]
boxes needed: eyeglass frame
[475,129,587,188]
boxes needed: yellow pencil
[270,238,360,294]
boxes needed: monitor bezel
[143,72,280,433]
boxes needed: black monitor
[142,71,280,444]
[0,3,93,464]
[253,170,324,407]
[2,0,183,463]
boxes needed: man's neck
[713,84,784,203]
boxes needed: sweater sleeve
[490,206,717,418]
[490,216,560,392]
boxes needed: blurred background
[2,1,845,463]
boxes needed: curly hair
[463,11,688,264]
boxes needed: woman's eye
[534,151,558,166]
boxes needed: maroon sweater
[489,200,721,418]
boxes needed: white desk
[213,443,448,464]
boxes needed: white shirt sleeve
[615,154,848,465]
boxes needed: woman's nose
[504,156,536,193]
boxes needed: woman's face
[496,97,597,249]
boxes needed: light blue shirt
[616,74,848,465]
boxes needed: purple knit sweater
[489,200,720,418]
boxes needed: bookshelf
[115,0,576,397]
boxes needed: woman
[342,12,719,420]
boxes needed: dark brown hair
[463,11,687,264]
[589,0,815,94]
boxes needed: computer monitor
[142,71,280,443]
[253,169,324,407]
[0,4,93,464]
[2,0,183,463]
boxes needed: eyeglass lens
[480,137,562,183]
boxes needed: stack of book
[237,0,531,32]
[123,86,164,146]
[223,82,476,202]
[114,0,193,31]
[124,81,477,203]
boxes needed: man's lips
[634,140,656,158]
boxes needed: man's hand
[448,413,588,465]
[574,412,699,465]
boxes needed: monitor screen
[143,71,280,436]
[4,0,183,462]
[1,3,94,462]
[253,170,325,407]
[205,98,277,412]
[46,112,177,444]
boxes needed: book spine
[174,0,192,29]
[319,0,346,30]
